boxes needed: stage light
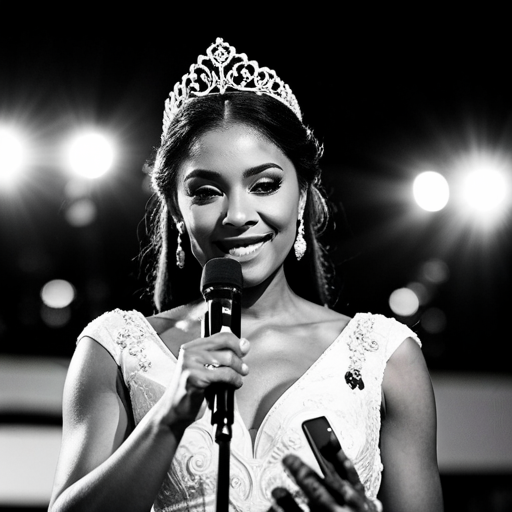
[451,149,511,226]
[40,279,75,309]
[389,287,420,317]
[0,127,25,188]
[66,132,115,179]
[413,171,450,212]
[462,166,508,213]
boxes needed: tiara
[161,38,302,141]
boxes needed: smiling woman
[48,38,443,512]
[149,89,331,311]
[175,123,303,288]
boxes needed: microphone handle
[203,287,241,442]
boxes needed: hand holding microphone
[200,257,244,442]
[161,258,248,436]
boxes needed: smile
[228,241,265,257]
[215,233,274,258]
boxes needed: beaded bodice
[78,310,420,511]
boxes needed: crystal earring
[176,222,185,269]
[294,210,306,260]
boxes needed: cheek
[178,203,220,260]
[268,188,300,234]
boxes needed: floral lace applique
[345,314,378,390]
[113,309,152,372]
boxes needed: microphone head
[201,258,243,293]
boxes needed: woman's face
[175,123,303,288]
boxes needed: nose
[222,191,257,228]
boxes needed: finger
[317,451,370,511]
[190,365,246,390]
[282,455,345,511]
[181,332,250,358]
[181,348,249,384]
[202,348,250,376]
[326,447,365,494]
[271,487,303,512]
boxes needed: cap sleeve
[76,309,131,365]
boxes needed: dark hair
[145,92,335,311]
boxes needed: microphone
[200,257,243,442]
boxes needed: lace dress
[77,310,420,511]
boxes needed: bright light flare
[67,132,115,179]
[413,171,450,212]
[452,150,511,225]
[0,127,25,188]
[463,166,508,213]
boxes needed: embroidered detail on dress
[345,314,378,390]
[113,309,152,372]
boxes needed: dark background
[0,7,511,511]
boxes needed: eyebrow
[183,163,284,181]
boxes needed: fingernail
[240,338,250,351]
[241,363,249,374]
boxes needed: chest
[234,328,331,431]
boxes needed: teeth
[228,241,264,257]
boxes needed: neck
[240,266,301,321]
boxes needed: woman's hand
[158,330,250,433]
[272,446,381,512]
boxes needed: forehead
[181,123,294,175]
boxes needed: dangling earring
[176,222,185,269]
[294,207,306,260]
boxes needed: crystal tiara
[161,38,302,141]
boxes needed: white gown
[77,309,420,511]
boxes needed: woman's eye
[251,178,282,195]
[190,186,222,203]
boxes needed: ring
[204,363,220,370]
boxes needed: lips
[215,233,274,257]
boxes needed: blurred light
[0,127,25,188]
[40,279,75,309]
[421,258,450,285]
[64,197,97,227]
[413,171,450,212]
[421,307,447,334]
[67,132,114,179]
[389,287,420,317]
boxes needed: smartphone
[301,416,341,477]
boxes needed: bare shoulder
[382,336,436,425]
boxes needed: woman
[49,38,443,512]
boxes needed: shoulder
[352,312,421,360]
[76,308,149,362]
[78,308,144,340]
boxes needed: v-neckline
[135,310,357,458]
[242,316,356,457]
